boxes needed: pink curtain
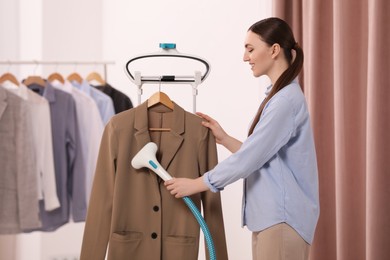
[273,1,390,259]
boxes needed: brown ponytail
[247,18,304,136]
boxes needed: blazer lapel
[134,101,152,151]
[43,82,57,104]
[133,101,185,174]
[0,87,8,119]
[159,102,184,172]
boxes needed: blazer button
[153,206,159,212]
[151,232,158,239]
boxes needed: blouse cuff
[203,172,224,193]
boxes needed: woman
[165,17,319,260]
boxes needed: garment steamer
[127,44,216,259]
[131,142,217,260]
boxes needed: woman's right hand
[196,112,243,153]
[196,112,229,145]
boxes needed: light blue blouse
[71,80,115,125]
[204,81,319,244]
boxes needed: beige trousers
[252,223,310,260]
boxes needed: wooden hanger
[48,72,65,84]
[67,72,83,84]
[0,72,20,86]
[149,127,171,132]
[147,91,174,110]
[86,71,105,85]
[24,75,46,87]
[147,91,174,132]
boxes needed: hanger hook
[95,61,100,72]
[33,60,39,75]
[159,76,162,92]
[6,60,12,72]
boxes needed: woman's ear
[271,43,281,59]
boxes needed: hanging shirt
[3,83,59,211]
[52,80,104,202]
[204,81,320,244]
[93,83,133,114]
[26,82,87,231]
[71,80,115,125]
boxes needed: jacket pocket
[107,231,143,259]
[163,235,198,260]
[111,230,143,241]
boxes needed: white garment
[52,80,104,202]
[3,82,60,211]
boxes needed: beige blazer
[80,101,228,260]
[0,87,41,233]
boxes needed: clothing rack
[0,60,115,81]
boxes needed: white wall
[0,0,272,259]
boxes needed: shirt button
[153,206,159,212]
[151,232,158,239]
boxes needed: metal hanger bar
[0,60,115,65]
[138,75,199,83]
[125,53,210,84]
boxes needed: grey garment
[0,86,41,234]
[26,82,87,231]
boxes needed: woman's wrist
[219,134,232,147]
[222,135,242,153]
[192,176,208,194]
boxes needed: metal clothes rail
[0,60,115,81]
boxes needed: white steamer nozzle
[131,142,173,181]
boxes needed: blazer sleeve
[80,120,117,260]
[199,129,229,260]
[40,100,60,211]
[67,96,87,221]
[18,100,41,230]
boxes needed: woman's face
[243,31,274,77]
